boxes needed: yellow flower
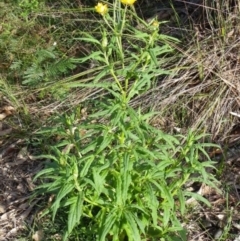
[152,20,159,28]
[95,2,108,16]
[151,20,159,30]
[121,0,136,5]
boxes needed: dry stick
[230,112,240,118]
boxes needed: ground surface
[1,109,240,240]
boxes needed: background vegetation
[1,0,240,240]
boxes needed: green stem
[117,5,127,65]
[102,48,124,95]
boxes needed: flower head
[95,2,108,16]
[151,20,159,30]
[152,20,159,28]
[121,0,137,5]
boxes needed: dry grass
[2,0,239,144]
[22,0,240,144]
[129,0,240,144]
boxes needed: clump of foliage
[33,1,219,240]
[0,0,76,89]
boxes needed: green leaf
[131,211,146,236]
[132,28,150,39]
[99,209,118,241]
[128,131,140,142]
[67,192,84,234]
[127,78,149,101]
[81,141,98,155]
[201,161,216,169]
[33,167,55,181]
[96,133,113,154]
[129,204,148,216]
[184,191,211,207]
[177,190,185,216]
[190,132,209,141]
[166,228,188,241]
[80,155,95,177]
[163,205,170,227]
[93,167,108,195]
[156,160,173,171]
[123,211,141,241]
[136,146,158,159]
[195,144,213,161]
[93,67,110,83]
[51,182,75,220]
[46,178,65,193]
[75,36,101,45]
[148,48,158,66]
[115,172,123,206]
[74,51,104,64]
[145,183,158,226]
[122,153,132,203]
[150,180,174,208]
[146,225,163,238]
[62,196,78,207]
[200,143,220,149]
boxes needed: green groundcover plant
[34,1,220,240]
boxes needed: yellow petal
[121,0,137,5]
[95,2,108,15]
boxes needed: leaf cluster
[32,2,220,240]
[18,48,76,85]
[34,102,219,240]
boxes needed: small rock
[0,204,6,214]
[32,230,44,241]
[214,229,223,239]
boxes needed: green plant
[19,0,42,19]
[34,1,220,240]
[0,1,79,91]
[19,47,76,85]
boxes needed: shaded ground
[0,133,42,240]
